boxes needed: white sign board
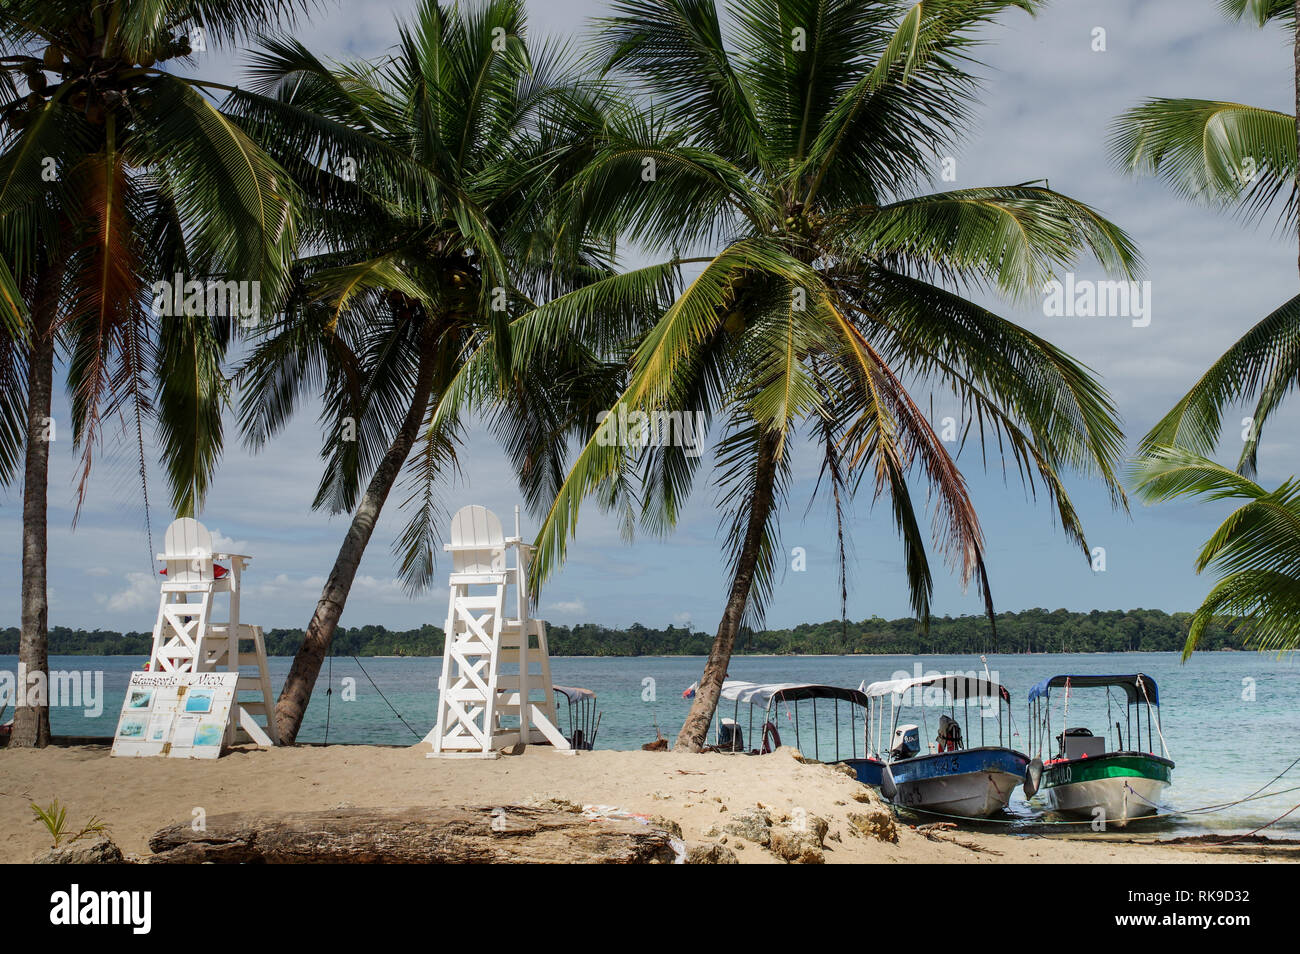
[111,671,238,759]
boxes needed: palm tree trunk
[674,429,779,752]
[274,326,439,744]
[11,265,57,748]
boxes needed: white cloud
[104,572,161,614]
[546,600,588,617]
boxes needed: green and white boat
[1026,674,1173,827]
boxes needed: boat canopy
[719,681,868,709]
[553,685,596,703]
[1027,674,1159,706]
[863,674,1010,703]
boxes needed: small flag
[682,681,698,699]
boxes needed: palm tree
[232,0,621,744]
[1132,445,1300,656]
[511,0,1141,750]
[0,0,300,746]
[1112,0,1300,473]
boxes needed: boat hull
[845,748,1029,819]
[1039,753,1173,827]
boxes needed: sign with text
[111,671,238,759]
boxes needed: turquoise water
[4,651,1298,835]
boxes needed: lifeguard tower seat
[148,517,277,746]
[426,505,570,757]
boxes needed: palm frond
[1220,0,1294,26]
[831,184,1142,301]
[1133,445,1300,658]
[1111,99,1297,232]
[1139,293,1300,469]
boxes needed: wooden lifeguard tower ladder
[149,518,278,747]
[426,506,571,758]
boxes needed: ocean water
[4,650,1298,836]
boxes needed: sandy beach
[2,744,1295,864]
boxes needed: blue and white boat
[847,673,1036,818]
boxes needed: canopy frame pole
[795,698,801,752]
[833,698,840,761]
[812,697,819,760]
[963,678,970,751]
[848,699,855,759]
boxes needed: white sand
[1,744,1295,863]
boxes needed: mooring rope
[1125,778,1300,815]
[888,803,1114,828]
[1216,752,1300,809]
[1208,802,1300,845]
[351,654,422,740]
[883,761,1300,832]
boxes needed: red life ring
[761,721,781,754]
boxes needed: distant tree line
[0,609,1245,657]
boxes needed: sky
[2,0,1299,635]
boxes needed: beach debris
[147,807,679,863]
[847,808,898,843]
[770,827,825,864]
[721,808,773,847]
[520,794,582,813]
[685,842,738,864]
[642,738,669,751]
[648,815,684,839]
[915,822,1002,855]
[35,835,125,865]
[768,813,829,864]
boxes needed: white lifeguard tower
[148,517,278,747]
[426,505,570,757]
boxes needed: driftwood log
[148,806,680,864]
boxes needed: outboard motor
[718,717,744,752]
[890,724,920,760]
[1055,726,1093,760]
[937,715,963,753]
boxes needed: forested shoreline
[0,608,1243,657]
